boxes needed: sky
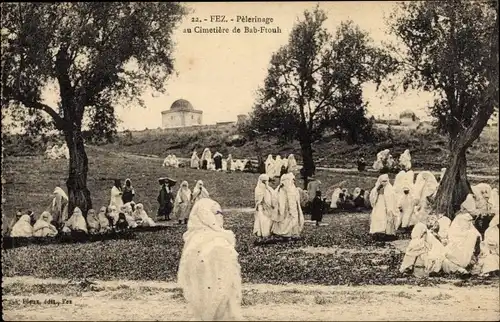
[42,1,437,131]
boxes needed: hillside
[3,122,498,174]
[99,123,499,175]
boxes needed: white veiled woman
[253,174,276,239]
[50,187,69,228]
[63,207,88,234]
[271,172,305,238]
[108,205,120,226]
[412,171,439,224]
[476,214,499,276]
[97,206,111,232]
[471,183,495,215]
[133,203,156,227]
[442,196,482,274]
[330,188,343,209]
[190,151,200,169]
[201,148,212,162]
[265,155,274,177]
[174,181,192,223]
[393,170,408,197]
[273,155,283,178]
[399,149,412,171]
[177,198,243,321]
[33,211,58,237]
[10,214,34,237]
[226,154,233,172]
[192,180,210,204]
[287,154,297,173]
[369,174,399,235]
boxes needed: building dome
[170,99,194,111]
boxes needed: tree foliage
[1,2,187,214]
[387,0,498,216]
[246,6,397,182]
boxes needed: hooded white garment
[412,171,439,224]
[437,215,452,246]
[398,187,415,228]
[190,151,200,169]
[369,174,399,234]
[10,215,34,237]
[271,173,305,238]
[108,205,120,226]
[173,181,192,221]
[177,198,243,321]
[307,179,322,202]
[272,156,283,178]
[476,214,499,275]
[287,154,297,172]
[109,184,124,209]
[171,155,179,168]
[373,149,390,171]
[233,159,244,171]
[64,207,88,233]
[163,155,172,167]
[471,183,495,215]
[86,209,101,234]
[192,180,210,204]
[265,155,275,177]
[133,203,156,227]
[393,171,408,197]
[201,148,212,162]
[51,187,69,226]
[442,202,481,273]
[97,206,111,232]
[225,154,233,172]
[121,204,138,228]
[253,174,276,238]
[33,211,58,237]
[399,149,412,171]
[399,223,428,273]
[330,188,343,209]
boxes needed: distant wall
[161,111,202,128]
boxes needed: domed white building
[161,99,203,128]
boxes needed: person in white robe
[107,205,120,226]
[163,155,172,167]
[442,197,482,274]
[287,154,297,173]
[50,187,69,229]
[307,177,322,203]
[122,204,138,228]
[265,155,275,177]
[399,149,412,171]
[412,171,439,224]
[133,203,156,227]
[373,149,390,171]
[177,198,243,321]
[173,181,192,225]
[192,180,210,205]
[171,155,180,168]
[97,206,111,233]
[393,170,408,199]
[273,155,284,178]
[474,214,499,276]
[271,173,305,239]
[437,214,452,246]
[190,150,200,169]
[398,186,415,229]
[369,174,399,237]
[386,154,395,170]
[62,207,88,234]
[399,215,447,276]
[233,159,243,172]
[253,174,276,240]
[226,154,233,172]
[86,209,101,235]
[32,211,58,237]
[330,188,343,209]
[200,148,212,170]
[109,179,124,209]
[10,214,34,237]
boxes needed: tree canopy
[387,0,498,216]
[246,6,397,182]
[1,2,188,214]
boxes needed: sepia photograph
[1,1,499,321]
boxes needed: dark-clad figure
[213,152,223,171]
[310,191,326,226]
[157,178,176,221]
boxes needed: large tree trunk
[433,147,471,219]
[65,127,92,218]
[299,136,315,190]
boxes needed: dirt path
[87,146,499,181]
[3,276,499,321]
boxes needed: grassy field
[2,147,499,287]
